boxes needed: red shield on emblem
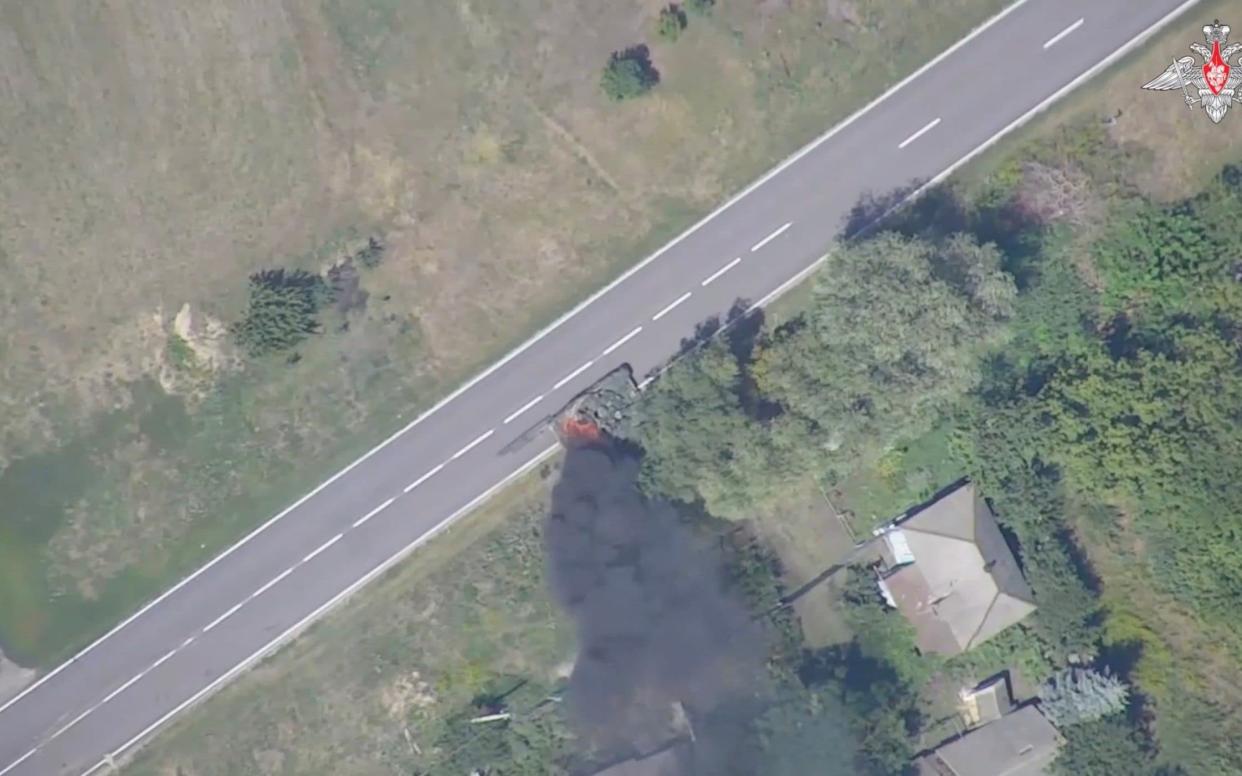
[1205,39,1231,94]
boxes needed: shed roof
[916,705,1061,776]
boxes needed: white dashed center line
[898,117,941,149]
[504,394,545,425]
[250,567,294,600]
[303,533,343,563]
[652,291,692,321]
[149,648,178,672]
[552,361,594,391]
[1043,18,1084,50]
[352,497,395,527]
[202,600,246,634]
[750,222,792,252]
[404,464,445,493]
[451,429,496,460]
[601,326,643,357]
[701,257,742,286]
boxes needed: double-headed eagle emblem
[1143,21,1242,123]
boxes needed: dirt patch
[379,670,438,719]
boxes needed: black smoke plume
[545,446,772,775]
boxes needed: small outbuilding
[914,704,1062,776]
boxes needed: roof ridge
[900,524,978,544]
[964,589,1002,651]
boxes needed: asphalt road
[0,0,1201,772]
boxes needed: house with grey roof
[914,704,1062,776]
[875,480,1036,656]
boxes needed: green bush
[657,4,688,41]
[601,45,659,101]
[231,268,331,357]
[686,0,715,14]
[354,236,384,269]
[1039,667,1129,727]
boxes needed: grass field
[110,5,1242,771]
[749,480,858,648]
[123,454,572,776]
[0,0,1007,667]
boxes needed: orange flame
[560,416,603,444]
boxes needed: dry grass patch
[0,0,1005,663]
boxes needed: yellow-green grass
[0,0,1005,666]
[123,453,571,776]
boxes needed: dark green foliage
[1053,717,1158,776]
[685,0,715,13]
[840,570,935,688]
[164,333,197,372]
[355,236,385,269]
[628,231,1013,516]
[756,690,859,776]
[627,339,807,518]
[944,625,1056,686]
[1092,202,1226,320]
[630,139,1242,771]
[424,677,573,775]
[803,641,923,775]
[230,268,331,357]
[753,232,1013,473]
[657,4,688,41]
[601,45,659,101]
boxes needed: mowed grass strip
[123,456,572,776]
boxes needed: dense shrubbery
[628,127,1242,771]
[231,268,331,357]
[600,45,659,101]
[627,231,1012,519]
[657,4,687,41]
[427,676,573,774]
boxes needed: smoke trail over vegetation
[544,446,772,774]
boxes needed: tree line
[622,126,1242,772]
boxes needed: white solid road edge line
[750,222,792,253]
[0,749,34,776]
[1044,17,1085,50]
[552,361,595,391]
[403,463,445,493]
[89,444,562,776]
[898,117,941,149]
[652,292,692,321]
[302,534,343,564]
[0,0,1038,719]
[601,326,643,357]
[701,258,742,286]
[503,394,545,424]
